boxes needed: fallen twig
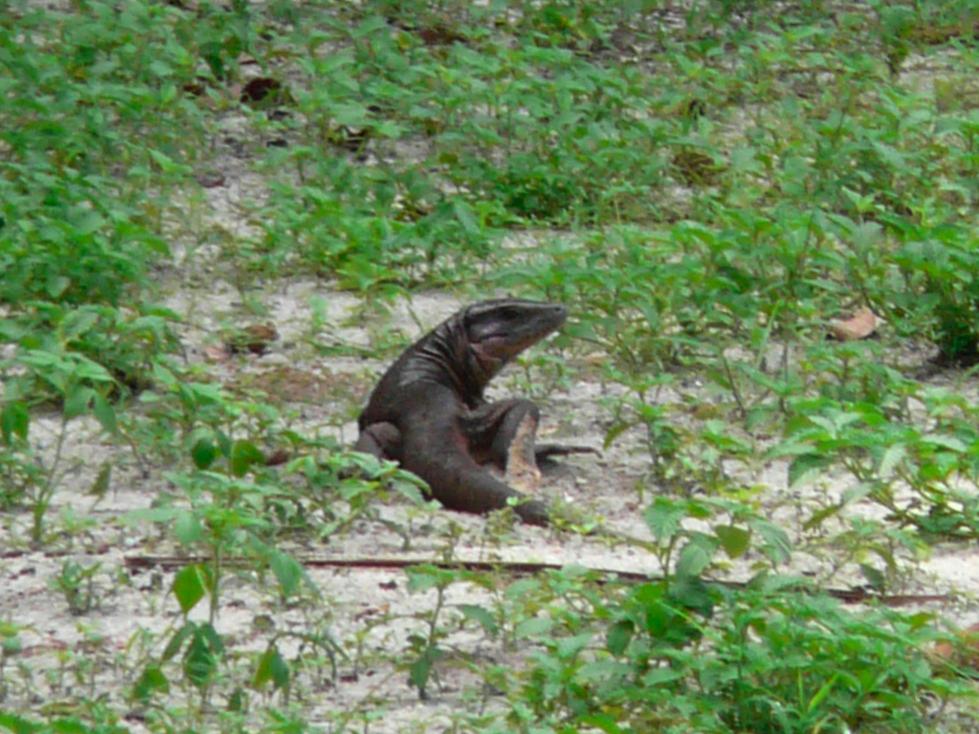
[122,554,952,607]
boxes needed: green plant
[0,352,117,544]
[481,569,967,734]
[403,565,456,699]
[0,418,42,512]
[131,467,316,711]
[773,389,979,543]
[585,586,960,734]
[0,621,26,703]
[51,560,103,616]
[2,303,181,398]
[0,1,212,307]
[0,711,128,734]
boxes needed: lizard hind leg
[354,421,403,461]
[466,398,543,492]
[503,411,542,494]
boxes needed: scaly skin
[354,299,567,525]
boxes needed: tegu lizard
[354,299,573,525]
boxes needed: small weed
[51,560,102,616]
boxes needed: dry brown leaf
[226,323,279,355]
[240,77,282,105]
[932,621,979,670]
[830,306,878,341]
[416,24,466,46]
[264,448,290,466]
[195,171,226,188]
[203,344,232,363]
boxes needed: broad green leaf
[750,520,792,564]
[132,663,170,702]
[714,525,751,559]
[606,619,633,656]
[172,563,208,614]
[152,361,178,387]
[149,148,190,175]
[406,570,439,593]
[184,626,218,687]
[788,453,831,487]
[1,401,29,443]
[877,443,906,479]
[515,617,553,639]
[642,667,685,685]
[458,604,498,634]
[669,576,714,618]
[505,577,540,600]
[63,385,94,419]
[407,566,454,592]
[65,308,102,339]
[643,497,685,542]
[859,563,886,591]
[452,199,479,235]
[92,392,117,434]
[803,501,845,531]
[603,421,631,449]
[269,551,303,599]
[46,275,71,298]
[922,434,966,452]
[161,622,194,661]
[230,439,265,477]
[174,510,203,545]
[807,673,839,712]
[390,476,427,505]
[579,713,627,734]
[72,209,103,235]
[73,357,113,383]
[191,438,217,470]
[87,461,112,500]
[765,438,814,459]
[253,645,290,690]
[350,15,388,39]
[675,538,713,578]
[841,482,875,504]
[200,621,225,654]
[556,633,592,660]
[228,687,245,712]
[409,646,439,693]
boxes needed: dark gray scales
[355,299,588,525]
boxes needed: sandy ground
[3,272,978,729]
[3,96,979,729]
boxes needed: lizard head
[463,299,567,377]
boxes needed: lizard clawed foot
[514,498,549,526]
